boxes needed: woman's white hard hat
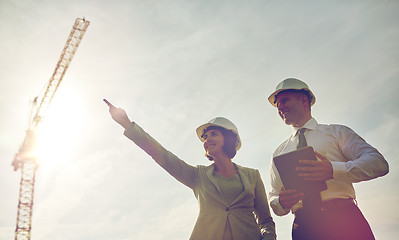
[196,117,241,151]
[268,78,316,107]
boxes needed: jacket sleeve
[123,122,198,189]
[253,170,276,240]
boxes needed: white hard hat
[196,117,241,151]
[268,78,316,107]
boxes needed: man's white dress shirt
[269,118,389,216]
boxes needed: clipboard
[273,146,327,194]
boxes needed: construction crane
[11,18,90,240]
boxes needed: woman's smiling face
[203,129,225,157]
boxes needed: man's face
[275,91,308,127]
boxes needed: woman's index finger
[103,99,115,108]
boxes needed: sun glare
[34,87,84,166]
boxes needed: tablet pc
[273,146,327,194]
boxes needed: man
[268,78,389,240]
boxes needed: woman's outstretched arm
[104,99,197,189]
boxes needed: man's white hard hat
[196,117,241,151]
[268,78,316,107]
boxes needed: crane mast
[12,18,90,240]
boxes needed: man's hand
[296,151,333,181]
[104,99,133,129]
[279,187,304,209]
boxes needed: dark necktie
[297,128,322,209]
[297,128,307,149]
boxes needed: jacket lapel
[205,163,249,206]
[230,164,248,205]
[206,164,222,194]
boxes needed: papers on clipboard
[273,146,327,194]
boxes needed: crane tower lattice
[12,18,90,240]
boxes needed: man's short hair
[275,89,313,107]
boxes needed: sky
[0,0,398,239]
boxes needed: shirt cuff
[331,161,347,179]
[270,198,291,216]
[123,121,136,135]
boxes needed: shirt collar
[291,117,318,136]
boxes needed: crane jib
[12,18,90,240]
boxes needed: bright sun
[34,87,84,166]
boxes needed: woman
[104,99,276,240]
